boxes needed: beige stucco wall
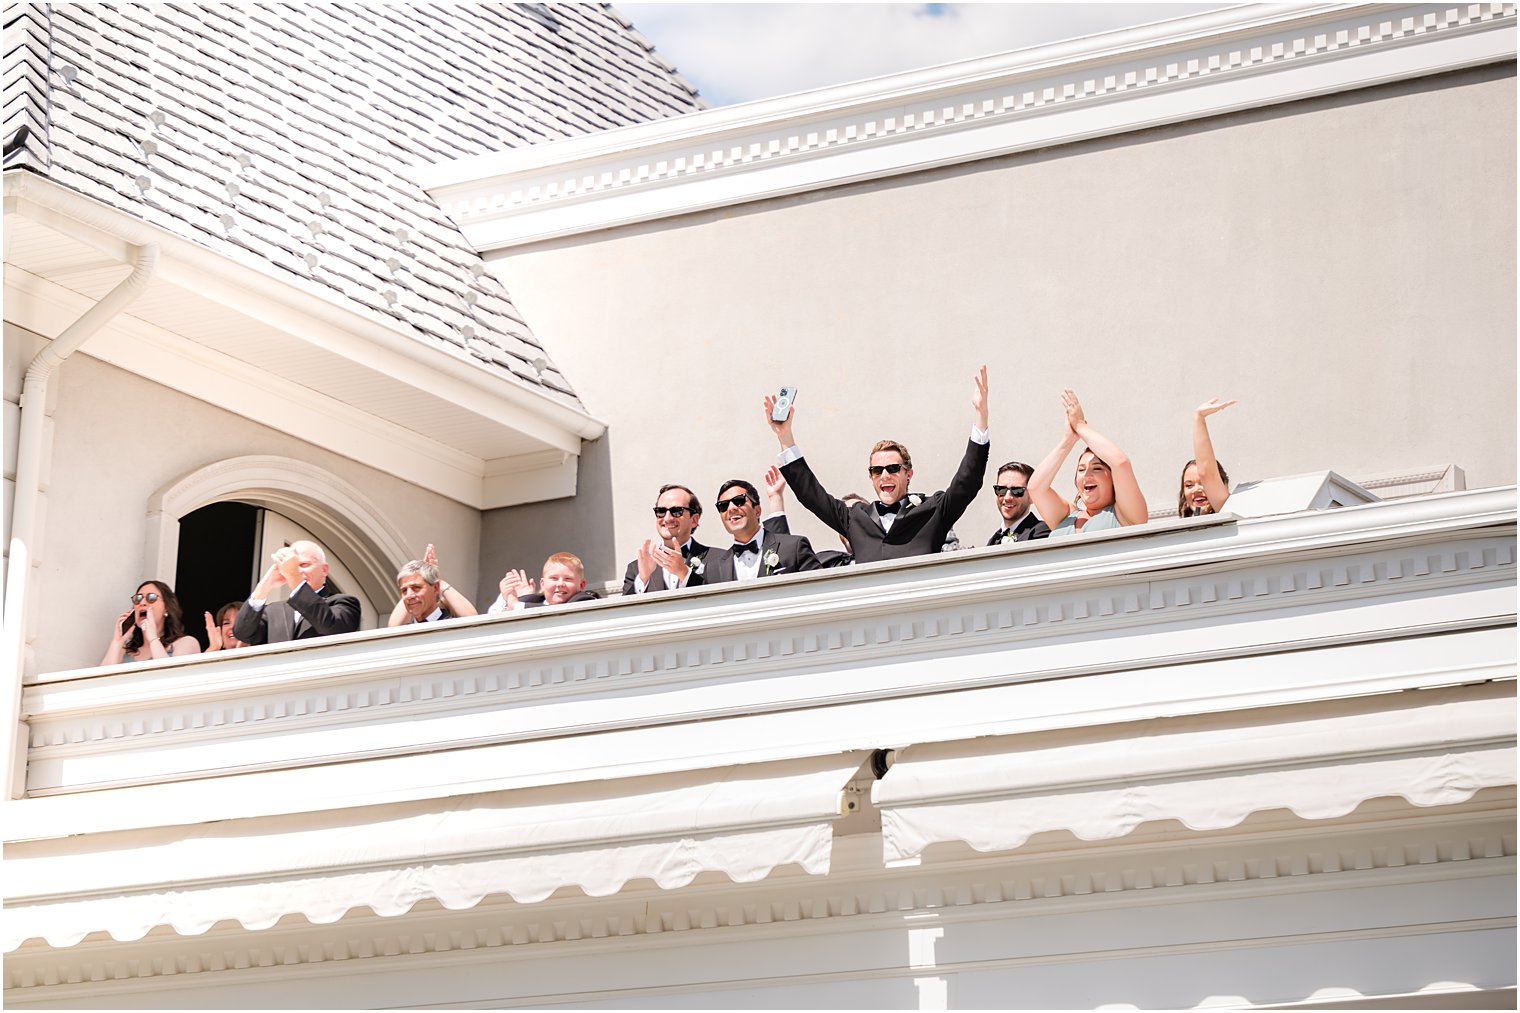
[4,324,482,674]
[483,66,1516,579]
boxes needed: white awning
[4,752,869,950]
[873,683,1515,863]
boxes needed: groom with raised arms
[764,366,990,564]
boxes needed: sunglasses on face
[993,485,1028,497]
[652,506,692,518]
[131,592,161,604]
[867,463,905,477]
[715,494,752,511]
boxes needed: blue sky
[621,3,1232,107]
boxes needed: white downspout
[1,222,159,799]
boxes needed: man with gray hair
[388,544,478,626]
[233,539,362,645]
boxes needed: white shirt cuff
[247,596,267,610]
[777,444,804,466]
[970,425,989,445]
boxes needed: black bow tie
[731,539,759,556]
[680,543,694,559]
[875,500,902,516]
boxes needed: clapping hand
[273,546,301,587]
[1061,388,1087,432]
[499,568,534,608]
[650,540,690,581]
[1195,397,1238,418]
[204,611,223,651]
[636,540,659,583]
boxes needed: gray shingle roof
[3,2,704,407]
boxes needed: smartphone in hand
[771,386,798,422]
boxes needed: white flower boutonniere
[1000,531,1015,545]
[904,493,926,512]
[690,552,706,575]
[763,548,781,572]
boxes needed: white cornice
[418,3,1517,251]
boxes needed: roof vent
[518,3,561,32]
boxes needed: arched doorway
[173,503,381,646]
[147,456,410,642]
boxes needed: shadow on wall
[477,434,617,603]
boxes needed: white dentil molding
[7,489,1514,842]
[419,4,1517,251]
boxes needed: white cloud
[621,3,1232,106]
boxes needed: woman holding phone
[101,580,201,665]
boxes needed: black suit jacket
[986,511,1051,545]
[621,516,789,595]
[519,590,601,609]
[781,438,990,564]
[816,548,854,568]
[700,530,821,585]
[233,583,362,645]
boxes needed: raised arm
[1065,389,1148,526]
[1192,398,1236,512]
[941,365,992,525]
[767,394,852,537]
[1027,418,1080,529]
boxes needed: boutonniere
[689,551,706,575]
[903,493,925,512]
[763,548,780,572]
[1000,531,1015,544]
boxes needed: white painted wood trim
[419,3,1518,250]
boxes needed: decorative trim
[420,4,1518,250]
[9,490,1515,838]
[142,455,412,617]
[5,795,1512,997]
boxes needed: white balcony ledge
[9,487,1514,846]
[2,489,1513,983]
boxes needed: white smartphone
[771,386,798,422]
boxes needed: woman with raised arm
[101,580,201,666]
[1179,397,1236,517]
[1028,389,1148,536]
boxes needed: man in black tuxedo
[766,366,991,564]
[622,484,711,596]
[233,539,362,644]
[986,461,1051,545]
[623,474,793,595]
[815,493,867,568]
[489,553,601,611]
[700,479,820,584]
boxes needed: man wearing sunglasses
[699,479,820,584]
[987,461,1050,545]
[622,476,792,595]
[765,366,990,564]
[233,539,362,645]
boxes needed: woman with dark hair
[101,580,201,665]
[1028,388,1148,536]
[1179,397,1236,517]
[203,601,248,651]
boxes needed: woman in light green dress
[1028,389,1148,537]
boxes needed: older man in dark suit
[765,366,990,564]
[700,479,820,584]
[233,540,362,644]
